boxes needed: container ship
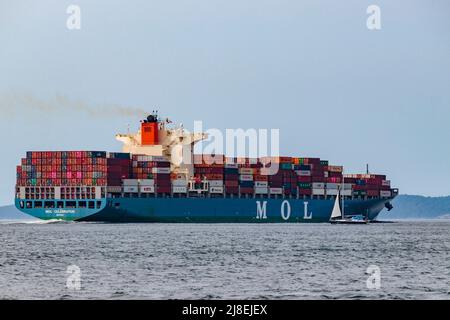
[14,112,398,222]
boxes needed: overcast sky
[0,0,449,205]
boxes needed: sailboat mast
[341,168,345,218]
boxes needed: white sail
[330,189,342,219]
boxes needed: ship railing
[105,185,387,201]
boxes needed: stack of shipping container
[193,155,225,194]
[17,151,107,187]
[107,153,132,189]
[344,174,392,198]
[17,151,393,199]
[130,155,171,194]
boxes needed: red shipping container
[155,180,171,187]
[225,186,239,193]
[329,171,343,178]
[225,180,238,187]
[298,188,312,195]
[297,176,311,182]
[156,186,171,193]
[224,174,239,181]
[254,174,268,181]
[240,187,254,194]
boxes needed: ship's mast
[341,168,345,218]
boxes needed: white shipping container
[124,186,138,193]
[171,179,187,187]
[53,187,61,200]
[255,187,268,194]
[343,183,353,190]
[152,167,170,174]
[296,170,311,176]
[382,180,391,187]
[95,186,102,199]
[209,186,224,193]
[123,179,139,186]
[239,174,253,181]
[270,187,283,194]
[137,155,165,162]
[107,186,122,193]
[19,187,26,199]
[139,179,155,186]
[380,190,392,197]
[140,186,155,193]
[342,189,352,196]
[172,186,187,193]
[326,183,339,189]
[312,188,325,195]
[324,171,329,178]
[224,163,239,169]
[147,156,169,162]
[209,180,224,187]
[312,183,325,189]
[254,181,268,187]
[326,189,338,196]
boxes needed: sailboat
[329,188,368,224]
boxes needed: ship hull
[15,196,394,223]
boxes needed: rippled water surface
[0,220,449,299]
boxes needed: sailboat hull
[329,219,369,225]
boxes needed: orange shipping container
[254,174,268,181]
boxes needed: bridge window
[57,201,64,208]
[44,201,55,208]
[20,201,25,209]
[78,201,87,208]
[96,201,101,209]
[66,201,76,208]
[34,201,43,208]
[26,201,32,208]
[88,201,95,209]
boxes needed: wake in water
[0,219,76,225]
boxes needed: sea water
[0,220,448,299]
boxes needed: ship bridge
[115,112,207,177]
